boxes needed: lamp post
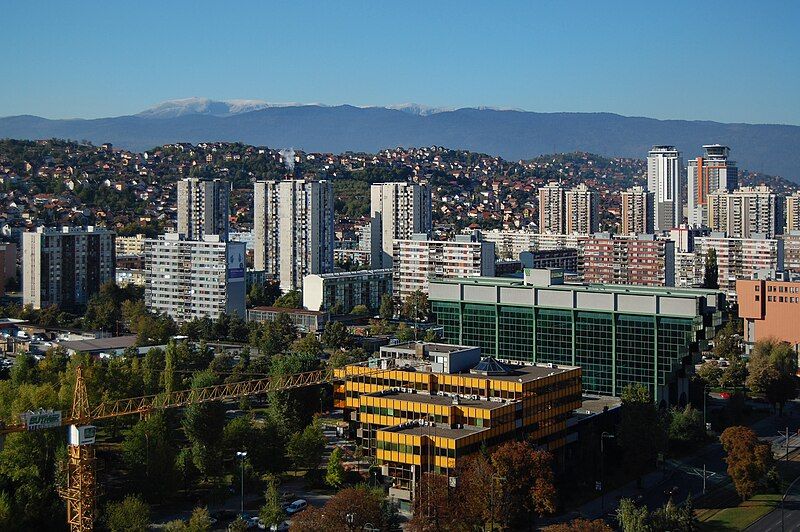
[345,512,355,532]
[600,432,615,510]
[236,451,247,515]
[703,384,710,431]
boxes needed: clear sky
[4,0,799,124]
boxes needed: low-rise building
[247,306,328,333]
[520,248,579,273]
[333,342,581,504]
[737,270,800,353]
[303,269,392,314]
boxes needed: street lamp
[600,432,615,510]
[703,384,710,431]
[345,512,355,532]
[236,451,248,515]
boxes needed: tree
[401,290,430,322]
[326,447,346,488]
[746,338,798,415]
[407,472,470,531]
[274,290,302,308]
[395,322,415,342]
[181,371,226,478]
[291,334,324,358]
[379,294,395,320]
[121,411,176,498]
[350,304,370,316]
[490,441,557,527]
[321,321,350,349]
[696,360,723,388]
[617,498,649,532]
[703,248,718,289]
[721,425,776,500]
[186,506,212,532]
[292,486,385,531]
[544,519,613,532]
[287,422,326,471]
[720,356,748,389]
[260,477,285,529]
[617,385,666,486]
[667,405,706,452]
[713,320,743,359]
[105,495,151,532]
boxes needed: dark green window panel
[536,308,572,366]
[575,311,613,395]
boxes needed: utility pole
[236,451,247,515]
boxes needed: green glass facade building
[429,269,724,403]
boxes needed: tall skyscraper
[538,182,566,234]
[177,177,230,241]
[786,192,800,233]
[707,185,783,238]
[253,179,335,292]
[647,145,684,231]
[369,182,432,268]
[620,186,654,235]
[565,183,599,234]
[22,226,116,309]
[687,145,738,227]
[144,234,246,322]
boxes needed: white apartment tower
[177,177,230,241]
[647,145,684,230]
[370,182,432,268]
[253,179,335,292]
[620,186,654,235]
[565,184,599,234]
[786,192,800,234]
[687,145,738,228]
[144,234,246,322]
[707,186,783,238]
[538,182,566,234]
[23,226,116,309]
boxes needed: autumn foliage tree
[291,486,387,531]
[543,518,613,532]
[721,425,777,500]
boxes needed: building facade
[707,186,782,238]
[428,269,724,403]
[786,192,800,234]
[0,242,17,298]
[737,271,800,354]
[695,233,783,303]
[303,269,393,313]
[474,229,536,260]
[582,234,675,286]
[538,182,566,234]
[687,145,738,227]
[566,183,599,234]
[647,145,684,231]
[176,177,230,241]
[144,234,246,322]
[392,234,495,302]
[333,343,582,503]
[247,306,328,333]
[520,248,579,273]
[783,232,800,273]
[370,182,432,268]
[115,234,146,256]
[22,226,115,309]
[253,179,335,292]
[620,185,654,235]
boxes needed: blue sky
[4,0,799,124]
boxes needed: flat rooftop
[59,335,138,353]
[365,390,510,410]
[381,422,489,440]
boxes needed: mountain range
[1,98,798,182]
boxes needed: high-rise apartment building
[566,183,599,234]
[783,232,800,273]
[369,182,432,268]
[647,145,684,231]
[707,186,783,238]
[392,233,495,302]
[144,234,246,322]
[22,226,116,309]
[115,234,147,256]
[176,178,230,241]
[538,183,598,234]
[581,233,675,286]
[429,269,723,402]
[687,145,738,227]
[0,243,17,298]
[674,251,704,289]
[786,192,800,233]
[695,233,783,303]
[620,186,654,235]
[253,179,335,292]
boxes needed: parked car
[285,499,308,515]
[270,522,290,531]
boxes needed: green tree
[379,294,395,320]
[182,371,226,478]
[291,334,324,358]
[274,290,302,308]
[668,405,706,451]
[696,361,723,387]
[326,447,346,488]
[121,411,176,498]
[395,322,415,342]
[720,357,748,389]
[746,338,798,415]
[350,304,369,316]
[401,290,430,322]
[0,491,11,530]
[617,498,649,532]
[259,477,285,528]
[321,321,350,349]
[288,422,326,471]
[617,385,667,486]
[713,320,743,359]
[186,506,212,532]
[105,495,151,532]
[703,248,718,289]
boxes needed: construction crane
[0,365,338,532]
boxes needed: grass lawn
[699,494,780,531]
